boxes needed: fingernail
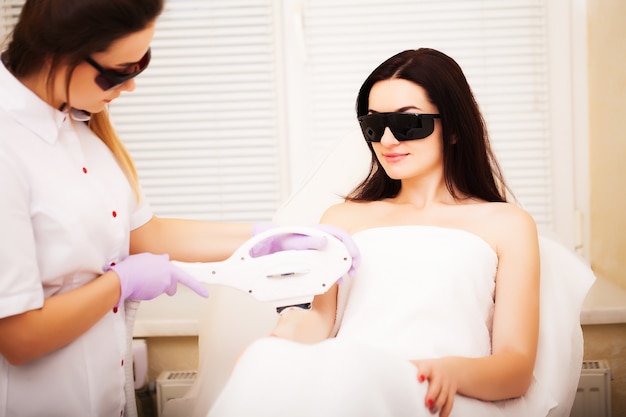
[426,399,433,407]
[418,374,425,383]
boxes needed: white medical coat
[0,57,153,417]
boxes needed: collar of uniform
[68,107,91,122]
[0,54,90,144]
[58,103,91,122]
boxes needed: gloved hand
[108,252,209,307]
[250,223,361,277]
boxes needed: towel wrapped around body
[207,226,556,417]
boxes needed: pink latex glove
[108,253,209,307]
[250,223,361,277]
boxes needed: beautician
[0,0,358,416]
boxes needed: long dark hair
[349,48,508,203]
[3,0,164,200]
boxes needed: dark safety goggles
[85,48,151,91]
[358,112,440,142]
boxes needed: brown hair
[350,48,509,203]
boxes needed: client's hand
[109,253,209,307]
[412,358,457,417]
[250,222,361,276]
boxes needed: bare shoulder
[481,202,536,228]
[477,202,539,256]
[320,200,376,234]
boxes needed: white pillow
[273,127,370,226]
[536,236,595,416]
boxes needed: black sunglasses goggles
[358,112,440,142]
[85,48,151,91]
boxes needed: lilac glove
[250,223,361,277]
[109,253,209,307]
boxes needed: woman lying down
[206,48,556,417]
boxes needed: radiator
[570,360,611,417]
[156,370,197,417]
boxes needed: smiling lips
[383,152,409,163]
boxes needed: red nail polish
[427,399,434,408]
[418,374,425,382]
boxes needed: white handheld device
[173,226,353,308]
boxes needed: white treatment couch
[161,128,596,417]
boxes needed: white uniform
[0,57,153,417]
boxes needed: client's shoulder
[471,202,538,254]
[321,200,382,233]
[478,201,536,228]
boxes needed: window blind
[283,0,555,230]
[0,0,21,41]
[1,0,579,239]
[110,0,283,221]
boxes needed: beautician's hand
[412,358,457,417]
[250,222,361,276]
[109,253,209,307]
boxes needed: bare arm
[270,284,338,343]
[466,207,540,399]
[414,206,540,415]
[130,215,254,262]
[268,204,353,342]
[0,270,120,365]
